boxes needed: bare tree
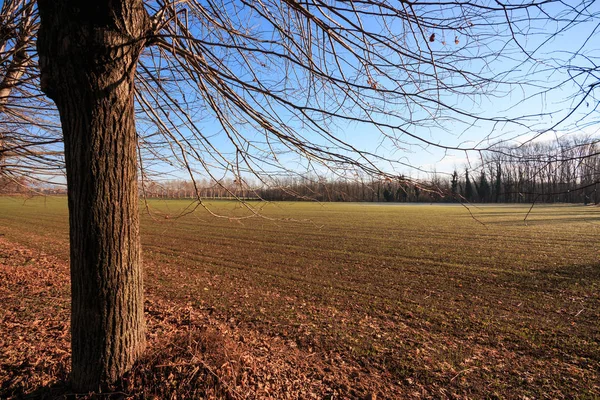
[0,0,61,187]
[0,0,596,391]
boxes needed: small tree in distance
[477,171,491,203]
[465,169,474,202]
[1,0,598,391]
[451,170,459,201]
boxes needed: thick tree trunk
[37,1,149,392]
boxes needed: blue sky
[38,1,600,185]
[160,1,600,183]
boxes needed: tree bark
[37,1,149,391]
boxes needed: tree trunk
[37,1,149,392]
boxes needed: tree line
[132,136,600,204]
[6,136,599,204]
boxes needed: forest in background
[136,136,600,204]
[4,136,600,204]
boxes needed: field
[1,197,599,398]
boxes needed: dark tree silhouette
[465,168,474,202]
[451,170,459,200]
[477,171,490,202]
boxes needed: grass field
[1,196,599,398]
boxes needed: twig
[450,367,478,382]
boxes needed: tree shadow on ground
[2,328,235,400]
[545,262,600,281]
[1,366,71,400]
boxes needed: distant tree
[465,169,474,202]
[397,186,408,203]
[383,184,394,202]
[414,185,421,202]
[495,164,502,203]
[477,171,491,202]
[451,170,459,200]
